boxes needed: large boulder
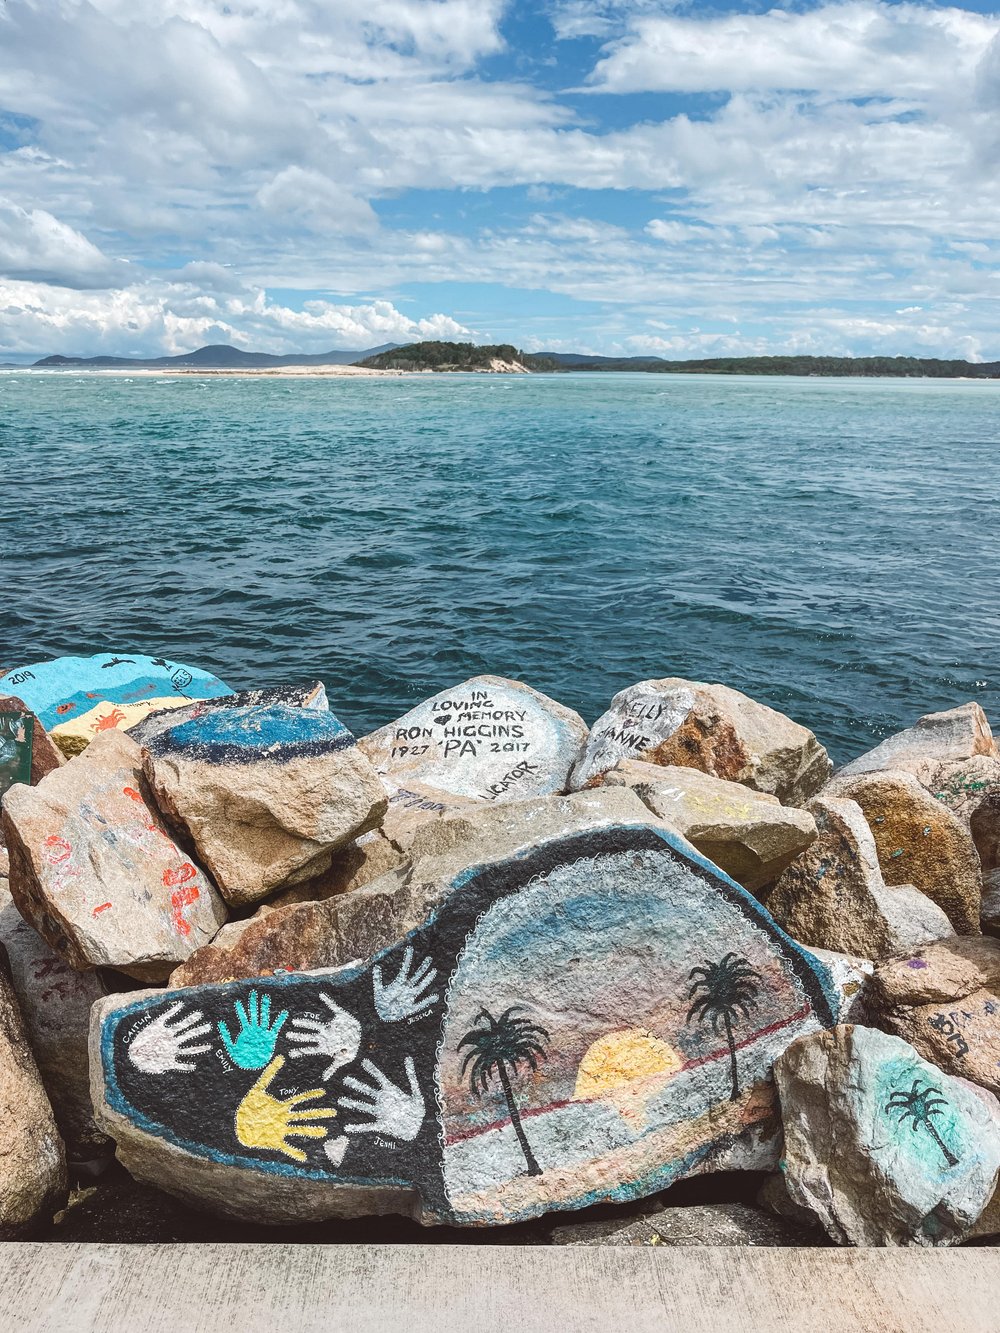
[570,678,831,804]
[926,755,1000,881]
[0,953,67,1237]
[1,652,233,758]
[870,937,1000,1097]
[823,770,982,934]
[127,681,328,748]
[600,760,816,892]
[774,1024,1000,1246]
[767,796,951,959]
[0,695,63,789]
[837,703,994,781]
[92,817,839,1226]
[359,675,588,804]
[0,902,109,1161]
[1,731,227,981]
[169,789,664,987]
[142,704,387,907]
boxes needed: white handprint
[372,947,439,1023]
[286,994,362,1079]
[338,1056,425,1142]
[128,1001,211,1074]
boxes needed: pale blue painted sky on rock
[0,0,998,358]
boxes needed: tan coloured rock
[0,954,67,1237]
[984,869,1000,937]
[774,1024,1000,1247]
[837,703,994,781]
[171,788,666,987]
[360,675,588,803]
[823,769,982,934]
[1,730,227,981]
[0,695,63,786]
[142,704,387,907]
[0,903,109,1159]
[600,759,816,891]
[571,677,831,804]
[378,780,479,850]
[870,937,1000,1098]
[767,796,951,959]
[925,754,1000,879]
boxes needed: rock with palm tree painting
[773,1024,1000,1246]
[90,817,842,1226]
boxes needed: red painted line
[443,1003,813,1147]
[92,903,113,916]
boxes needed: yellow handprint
[234,1056,336,1162]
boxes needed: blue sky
[1,0,998,359]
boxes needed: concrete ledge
[0,1243,997,1333]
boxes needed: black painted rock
[91,821,839,1226]
[127,681,328,749]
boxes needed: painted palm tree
[458,1006,550,1177]
[885,1079,959,1168]
[685,953,761,1101]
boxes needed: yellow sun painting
[574,1028,683,1102]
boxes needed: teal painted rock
[142,705,387,906]
[0,653,232,758]
[92,819,839,1226]
[774,1024,1000,1246]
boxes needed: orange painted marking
[123,786,143,803]
[163,863,197,887]
[92,902,113,916]
[42,835,72,864]
[55,702,76,715]
[170,885,200,936]
[93,708,126,733]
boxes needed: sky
[1,0,999,360]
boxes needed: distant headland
[12,340,1000,378]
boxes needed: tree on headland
[458,1006,549,1177]
[685,953,761,1100]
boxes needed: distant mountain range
[28,342,401,369]
[6,340,999,377]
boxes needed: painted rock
[824,769,982,934]
[92,819,838,1227]
[359,675,588,804]
[0,902,109,1159]
[0,653,232,758]
[141,705,387,907]
[837,703,994,781]
[1,731,227,981]
[169,788,666,987]
[926,754,1000,881]
[570,678,831,804]
[0,695,63,789]
[601,759,816,892]
[0,954,67,1237]
[127,680,328,748]
[378,779,479,850]
[766,796,951,959]
[774,1024,1000,1246]
[871,938,1000,1098]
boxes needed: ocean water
[2,370,998,765]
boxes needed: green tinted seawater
[2,371,998,763]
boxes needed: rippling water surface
[2,371,999,763]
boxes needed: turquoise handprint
[218,990,289,1070]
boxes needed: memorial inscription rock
[92,822,838,1226]
[359,675,588,804]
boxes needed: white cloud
[0,277,471,357]
[589,3,998,98]
[0,197,121,287]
